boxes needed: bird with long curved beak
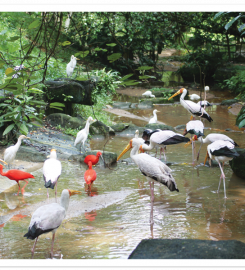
[168,88,213,122]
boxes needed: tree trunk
[226,33,231,61]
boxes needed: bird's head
[184,135,198,148]
[68,189,82,197]
[204,150,211,166]
[88,116,96,123]
[153,109,160,113]
[97,151,102,157]
[168,88,185,100]
[183,128,187,136]
[19,135,30,140]
[142,129,153,141]
[117,139,133,161]
[204,86,210,91]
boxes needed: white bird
[66,55,78,77]
[141,129,190,161]
[24,189,81,259]
[168,88,213,122]
[189,94,200,101]
[188,133,239,161]
[197,100,212,107]
[4,135,30,168]
[149,109,160,124]
[204,140,239,198]
[142,90,155,98]
[43,149,62,202]
[117,138,179,224]
[64,12,72,32]
[74,116,95,153]
[183,120,204,164]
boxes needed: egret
[142,90,155,98]
[197,100,212,107]
[24,189,81,259]
[183,120,204,163]
[4,135,30,168]
[74,116,95,153]
[186,133,239,161]
[203,140,239,198]
[149,109,160,124]
[84,161,97,195]
[0,160,34,196]
[66,55,79,77]
[117,138,179,224]
[168,88,213,122]
[189,94,200,101]
[43,149,62,202]
[141,129,190,161]
[84,151,103,166]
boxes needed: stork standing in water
[74,116,95,153]
[43,149,62,202]
[24,189,81,259]
[168,88,213,122]
[4,135,30,168]
[186,133,239,161]
[141,129,190,161]
[183,120,204,164]
[149,109,160,124]
[117,138,179,225]
[204,140,239,199]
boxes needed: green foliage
[56,124,80,137]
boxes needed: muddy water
[1,89,245,260]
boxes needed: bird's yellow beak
[168,89,182,100]
[139,145,145,153]
[69,190,82,196]
[0,159,7,167]
[204,151,209,166]
[156,110,160,112]
[184,139,193,148]
[117,143,132,161]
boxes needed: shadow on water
[1,82,245,259]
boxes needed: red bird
[0,160,35,196]
[84,151,102,166]
[84,161,97,195]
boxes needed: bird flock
[0,86,241,259]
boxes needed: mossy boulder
[112,101,131,109]
[110,123,129,132]
[175,124,186,131]
[138,100,153,109]
[117,124,145,136]
[229,148,245,179]
[90,121,115,136]
[144,123,175,131]
[221,99,240,106]
[46,113,85,129]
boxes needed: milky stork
[168,88,213,122]
[183,120,204,164]
[141,129,190,161]
[24,189,81,259]
[187,133,239,161]
[204,140,239,199]
[149,109,160,124]
[117,138,179,224]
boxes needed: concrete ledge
[128,239,245,259]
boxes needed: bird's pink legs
[21,180,28,195]
[217,161,227,199]
[149,181,154,226]
[50,233,56,259]
[31,237,38,259]
[16,182,21,196]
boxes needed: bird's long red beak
[117,143,132,161]
[168,88,183,100]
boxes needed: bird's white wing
[43,159,62,182]
[207,133,234,144]
[186,120,204,133]
[4,146,16,164]
[74,129,87,146]
[208,140,234,152]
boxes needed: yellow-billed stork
[24,189,81,258]
[168,88,213,122]
[204,140,239,199]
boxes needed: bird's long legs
[31,237,38,259]
[149,181,154,226]
[50,233,56,259]
[16,182,21,196]
[21,180,28,195]
[55,182,58,202]
[217,161,227,199]
[196,141,203,161]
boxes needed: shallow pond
[1,88,245,261]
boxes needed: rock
[130,103,138,109]
[91,120,115,136]
[221,99,240,106]
[229,148,245,179]
[144,123,175,131]
[112,102,132,109]
[46,113,85,129]
[16,146,47,162]
[175,124,186,131]
[128,239,245,259]
[110,123,129,132]
[116,124,145,136]
[138,100,153,109]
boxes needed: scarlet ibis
[43,149,62,202]
[141,129,190,161]
[84,161,97,195]
[142,90,155,98]
[203,140,239,198]
[189,94,200,101]
[117,138,179,225]
[149,109,160,124]
[74,116,95,153]
[0,160,34,196]
[4,135,30,168]
[84,151,102,166]
[168,88,213,122]
[24,189,81,259]
[187,133,239,161]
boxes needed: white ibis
[168,88,213,122]
[66,55,79,77]
[187,133,239,161]
[24,189,81,259]
[148,109,160,124]
[142,90,155,98]
[74,116,95,153]
[43,149,62,202]
[197,100,212,107]
[141,129,190,161]
[183,120,204,163]
[117,138,179,224]
[204,140,239,198]
[4,135,30,168]
[189,94,200,101]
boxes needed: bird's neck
[130,144,140,158]
[0,166,5,176]
[60,193,70,213]
[85,120,91,133]
[15,138,22,148]
[153,111,157,120]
